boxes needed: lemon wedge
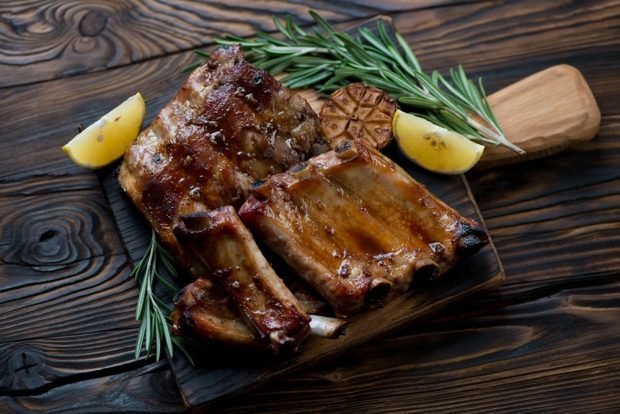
[63,93,145,169]
[392,110,484,174]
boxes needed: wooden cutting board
[100,150,504,413]
[99,16,599,413]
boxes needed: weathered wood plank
[0,360,184,414]
[0,329,138,393]
[467,124,620,298]
[391,0,620,84]
[0,0,467,88]
[5,282,620,413]
[0,254,136,344]
[1,0,619,412]
[0,173,99,198]
[0,53,191,182]
[0,189,124,267]
[211,282,620,414]
[0,185,141,392]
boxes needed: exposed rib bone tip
[456,233,484,253]
[309,315,348,338]
[268,331,298,354]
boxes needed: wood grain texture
[0,52,191,182]
[0,361,184,414]
[212,282,620,414]
[0,329,137,393]
[0,0,466,88]
[0,183,142,393]
[1,0,620,412]
[391,0,620,78]
[481,64,601,166]
[467,122,620,304]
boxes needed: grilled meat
[118,45,322,276]
[174,206,311,353]
[171,277,257,347]
[119,45,322,348]
[311,142,488,273]
[120,44,487,349]
[239,141,487,317]
[173,276,348,348]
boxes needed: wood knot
[0,194,109,267]
[79,10,108,37]
[1,344,45,391]
[31,225,66,263]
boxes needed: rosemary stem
[467,117,525,153]
[132,231,192,363]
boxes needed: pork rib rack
[239,141,488,317]
[119,45,488,352]
[174,206,311,353]
[118,45,322,351]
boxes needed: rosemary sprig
[132,231,194,365]
[185,11,523,153]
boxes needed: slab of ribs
[118,45,488,354]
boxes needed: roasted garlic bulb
[319,83,397,150]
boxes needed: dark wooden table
[1,1,619,412]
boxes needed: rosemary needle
[132,231,194,365]
[187,11,524,153]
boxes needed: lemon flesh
[63,93,145,169]
[392,110,484,174]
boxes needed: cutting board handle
[479,64,601,168]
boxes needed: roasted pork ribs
[119,46,488,352]
[174,206,311,353]
[239,141,487,317]
[118,45,322,276]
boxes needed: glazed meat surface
[174,206,311,353]
[171,277,258,347]
[118,45,321,347]
[118,45,322,276]
[239,141,488,317]
[311,142,488,273]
